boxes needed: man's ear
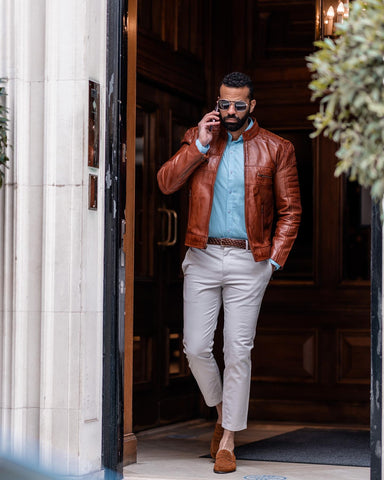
[250,99,256,113]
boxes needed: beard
[220,111,250,132]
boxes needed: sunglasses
[217,99,249,112]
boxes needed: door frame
[371,202,382,479]
[102,0,137,475]
[122,0,138,465]
[103,0,383,477]
[102,0,125,476]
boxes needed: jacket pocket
[256,167,274,186]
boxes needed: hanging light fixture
[343,0,350,18]
[319,0,350,38]
[324,6,335,36]
[336,2,345,23]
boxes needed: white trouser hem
[221,422,247,432]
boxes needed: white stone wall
[0,0,107,476]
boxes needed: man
[157,72,301,474]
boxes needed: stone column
[0,0,107,476]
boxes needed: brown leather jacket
[157,119,301,268]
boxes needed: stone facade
[0,0,106,476]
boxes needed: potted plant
[307,0,384,205]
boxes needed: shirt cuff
[195,138,210,154]
[269,258,280,270]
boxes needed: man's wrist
[196,138,210,153]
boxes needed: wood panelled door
[132,85,205,431]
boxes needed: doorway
[108,0,381,476]
[129,0,371,430]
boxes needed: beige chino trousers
[182,245,272,432]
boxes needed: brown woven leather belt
[207,237,250,250]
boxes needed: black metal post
[102,0,126,478]
[371,200,382,480]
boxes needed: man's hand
[197,109,220,147]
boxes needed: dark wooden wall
[131,0,370,430]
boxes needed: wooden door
[132,74,207,431]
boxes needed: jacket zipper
[258,173,272,179]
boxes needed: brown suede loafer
[213,449,236,474]
[210,423,224,459]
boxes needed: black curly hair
[220,72,254,100]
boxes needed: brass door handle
[168,209,177,246]
[157,208,178,246]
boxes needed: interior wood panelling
[252,329,318,382]
[338,329,370,384]
[133,335,153,384]
[256,1,315,58]
[249,397,370,424]
[137,31,205,102]
[138,0,206,58]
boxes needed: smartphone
[210,103,219,131]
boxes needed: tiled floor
[123,419,370,480]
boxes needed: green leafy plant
[307,0,384,202]
[0,78,9,188]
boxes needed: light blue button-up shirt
[195,119,280,270]
[208,121,252,239]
